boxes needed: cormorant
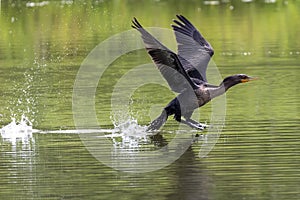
[132,15,257,131]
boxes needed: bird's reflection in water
[114,132,212,200]
[150,132,213,200]
[168,146,213,200]
[149,133,168,147]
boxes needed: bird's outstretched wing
[172,15,214,82]
[132,18,198,93]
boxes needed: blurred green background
[0,1,299,199]
[0,0,299,129]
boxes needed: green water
[0,1,300,199]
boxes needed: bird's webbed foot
[180,118,208,130]
[188,118,209,129]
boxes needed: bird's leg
[147,110,168,131]
[185,118,208,129]
[180,118,205,130]
[178,111,208,130]
[174,113,205,130]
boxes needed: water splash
[110,117,150,148]
[0,115,35,146]
[8,58,43,126]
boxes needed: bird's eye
[239,75,247,79]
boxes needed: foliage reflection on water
[0,1,299,200]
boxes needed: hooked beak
[241,76,259,83]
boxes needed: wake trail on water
[0,114,155,147]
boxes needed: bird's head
[237,74,258,83]
[224,74,257,84]
[222,74,258,90]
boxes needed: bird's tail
[147,110,168,131]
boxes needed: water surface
[0,1,299,199]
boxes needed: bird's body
[132,15,256,131]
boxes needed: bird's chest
[195,87,211,107]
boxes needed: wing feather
[172,15,214,82]
[132,18,198,92]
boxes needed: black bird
[132,15,257,131]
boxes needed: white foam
[0,115,34,146]
[109,118,150,148]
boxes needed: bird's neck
[207,79,240,99]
